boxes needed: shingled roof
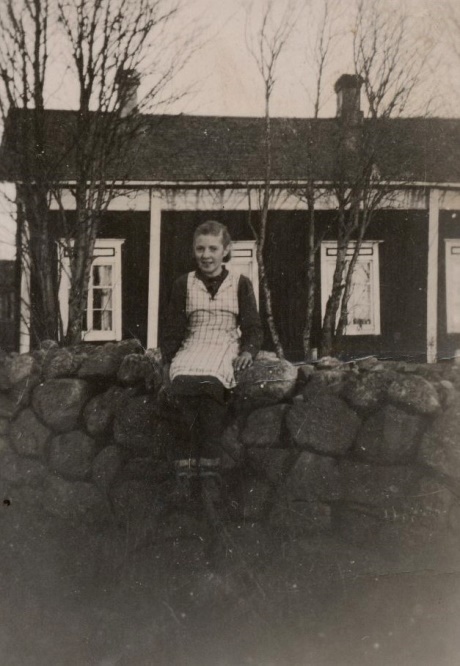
[1,108,460,185]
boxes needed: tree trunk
[302,192,316,359]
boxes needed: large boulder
[337,460,420,506]
[342,369,399,412]
[247,448,294,485]
[354,405,423,464]
[32,379,92,432]
[0,393,16,419]
[0,417,8,435]
[6,353,37,386]
[83,385,125,437]
[387,375,441,415]
[302,369,348,400]
[48,430,97,480]
[8,374,41,411]
[286,394,361,456]
[241,404,288,448]
[418,398,460,483]
[42,347,80,379]
[8,408,51,459]
[42,475,109,526]
[113,394,164,456]
[285,450,340,502]
[92,445,123,493]
[234,352,297,405]
[78,339,143,379]
[0,448,47,485]
[117,352,163,392]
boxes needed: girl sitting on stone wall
[161,221,262,506]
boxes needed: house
[1,74,460,362]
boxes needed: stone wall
[1,341,460,553]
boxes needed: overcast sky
[0,0,459,259]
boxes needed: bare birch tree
[298,0,339,359]
[0,0,196,346]
[0,0,61,343]
[246,0,298,359]
[319,0,429,356]
[55,0,195,344]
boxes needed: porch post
[147,191,162,349]
[427,188,440,363]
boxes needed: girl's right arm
[160,275,188,363]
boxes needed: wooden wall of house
[50,211,150,347]
[159,209,428,363]
[438,210,460,361]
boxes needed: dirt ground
[2,497,460,666]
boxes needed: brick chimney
[115,68,140,118]
[334,74,363,125]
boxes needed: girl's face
[193,233,229,277]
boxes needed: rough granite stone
[42,475,109,526]
[92,445,123,492]
[117,353,162,392]
[6,353,36,385]
[8,408,51,459]
[42,348,79,379]
[247,448,294,485]
[0,448,47,485]
[113,394,163,456]
[287,394,361,456]
[0,393,16,419]
[285,450,340,502]
[32,378,91,432]
[48,430,97,480]
[302,369,348,400]
[0,417,8,435]
[78,339,143,379]
[241,404,288,447]
[354,404,423,464]
[418,397,460,482]
[234,356,297,405]
[83,386,124,437]
[8,374,41,411]
[342,370,399,412]
[387,375,441,414]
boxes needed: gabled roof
[1,108,460,185]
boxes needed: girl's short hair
[193,221,232,261]
[193,221,231,247]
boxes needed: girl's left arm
[237,275,263,360]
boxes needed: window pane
[93,265,112,287]
[92,288,113,310]
[451,259,460,327]
[93,310,112,331]
[348,262,373,328]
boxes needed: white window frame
[321,241,381,336]
[445,239,460,334]
[227,240,259,307]
[58,238,125,342]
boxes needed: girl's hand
[233,351,253,372]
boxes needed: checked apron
[169,270,240,389]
